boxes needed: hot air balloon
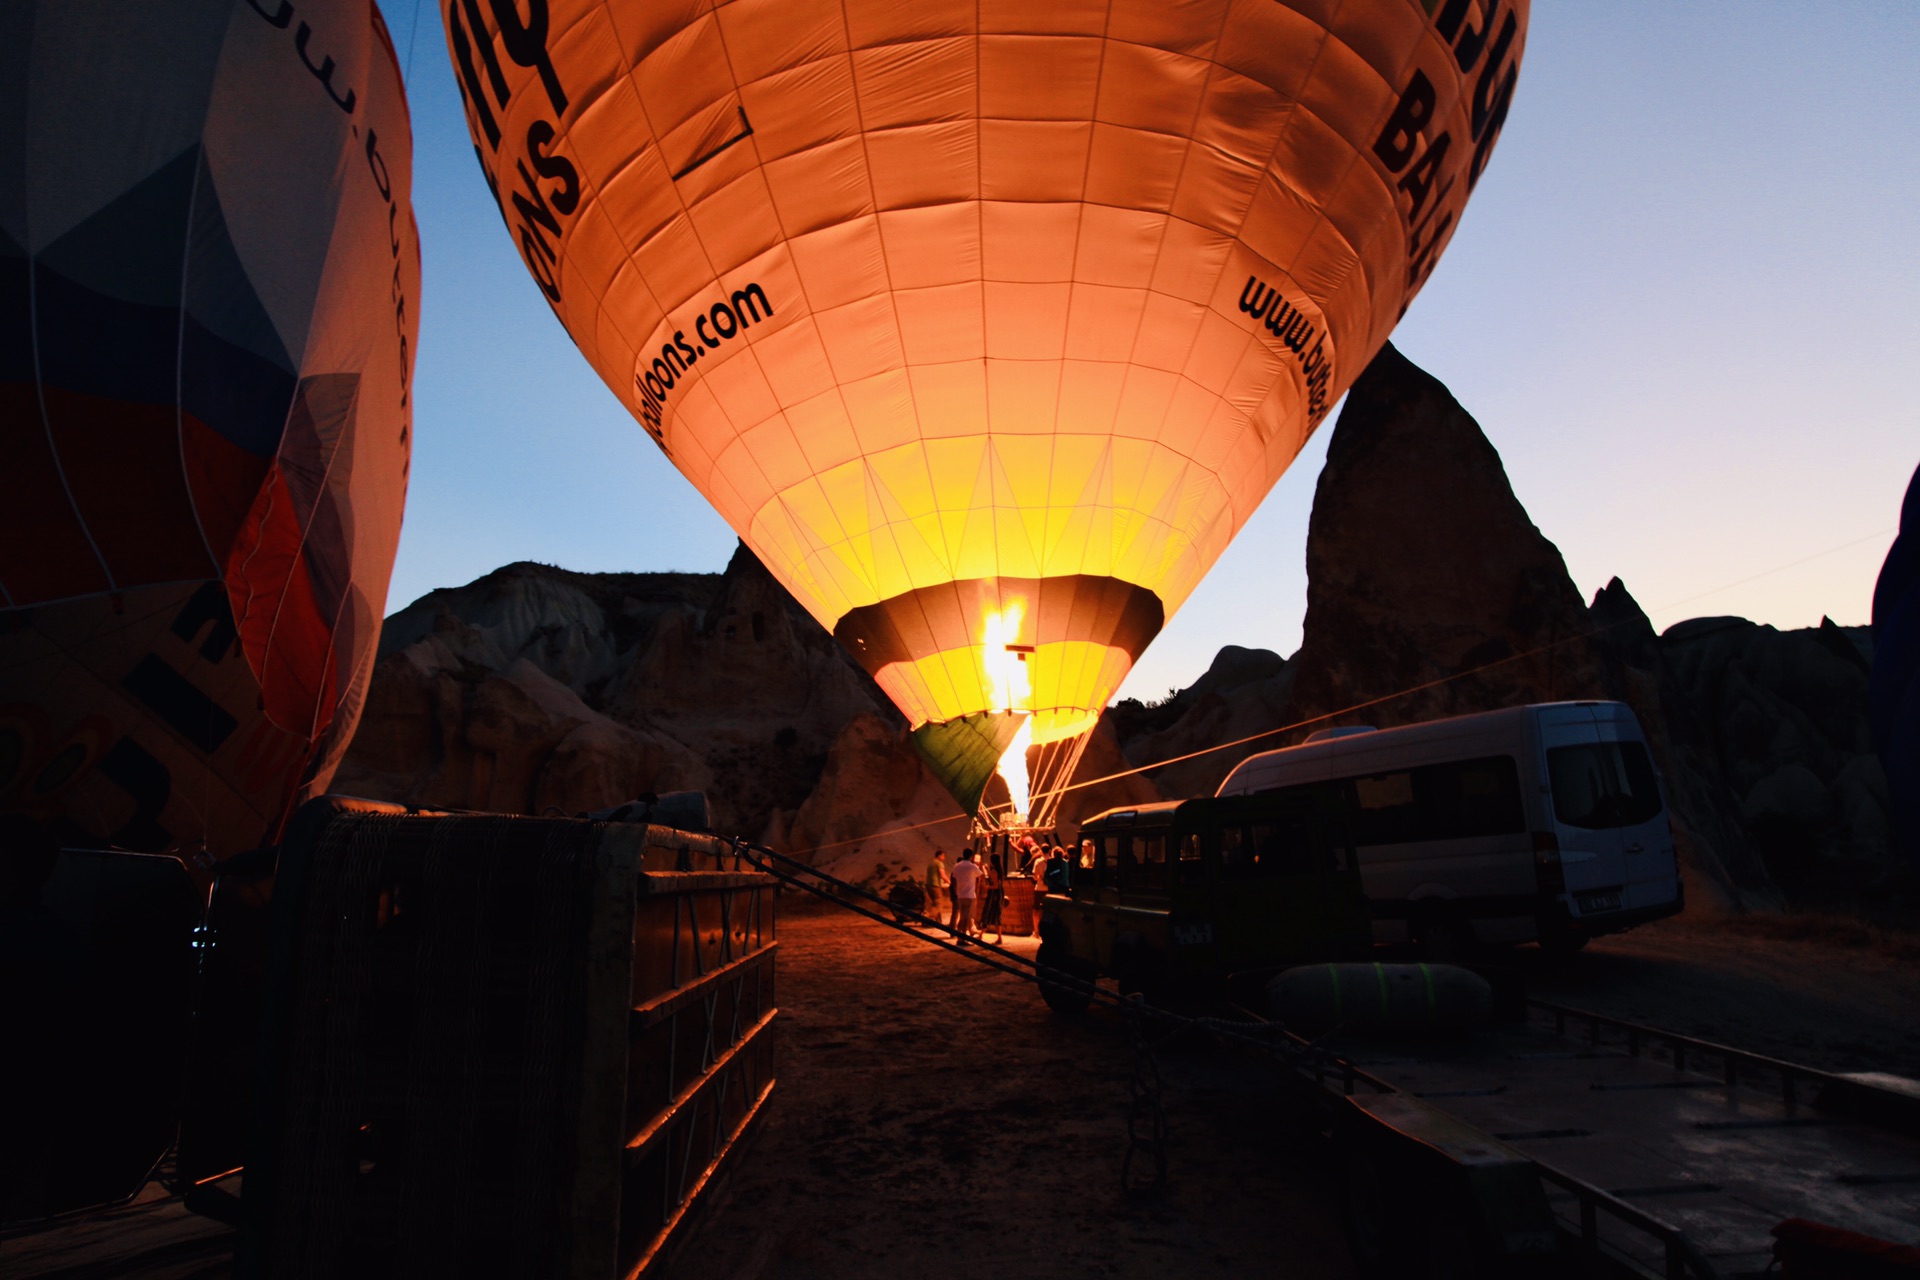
[0,0,420,867]
[443,0,1524,825]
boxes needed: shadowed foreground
[667,900,1357,1280]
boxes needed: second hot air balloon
[1,0,419,864]
[443,0,1526,822]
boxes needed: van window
[1219,822,1292,879]
[1549,742,1662,829]
[1175,832,1205,888]
[1350,756,1524,846]
[1135,832,1167,893]
[1219,824,1249,875]
[1423,757,1526,840]
[1094,834,1117,884]
[1352,771,1420,845]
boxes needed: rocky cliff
[1101,345,1901,913]
[333,546,956,862]
[339,346,1904,912]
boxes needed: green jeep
[1036,788,1372,1012]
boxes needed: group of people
[921,837,1075,945]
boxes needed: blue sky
[376,2,1919,700]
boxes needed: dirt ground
[8,901,1918,1279]
[665,897,1359,1280]
[666,901,1920,1280]
[1524,914,1920,1078]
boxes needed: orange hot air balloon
[0,1,420,865]
[444,0,1525,820]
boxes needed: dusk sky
[376,1,1919,703]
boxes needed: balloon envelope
[445,0,1524,809]
[0,0,419,861]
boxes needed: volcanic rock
[334,547,897,839]
[1096,344,1900,913]
[783,714,962,883]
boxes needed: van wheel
[1413,913,1477,964]
[1036,940,1096,1016]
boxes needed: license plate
[1576,891,1621,913]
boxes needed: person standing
[948,850,982,944]
[1024,841,1047,882]
[924,850,949,927]
[981,853,1006,944]
[1046,844,1073,894]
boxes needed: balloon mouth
[834,573,1160,726]
[839,574,1160,818]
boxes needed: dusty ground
[665,896,1358,1280]
[1523,914,1920,1078]
[667,902,1920,1279]
[8,902,1918,1278]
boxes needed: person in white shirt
[948,850,983,943]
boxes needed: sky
[375,1,1920,703]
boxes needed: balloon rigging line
[789,523,1896,856]
[1643,527,1896,622]
[404,0,424,81]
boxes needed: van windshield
[1548,742,1662,829]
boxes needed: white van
[1215,702,1683,955]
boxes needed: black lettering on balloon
[460,0,513,107]
[365,129,392,201]
[526,121,580,215]
[730,282,774,324]
[294,22,357,113]
[169,582,237,664]
[1452,0,1504,74]
[1434,0,1471,42]
[520,227,561,299]
[123,656,238,753]
[512,161,562,241]
[1469,82,1514,190]
[1470,14,1518,145]
[1238,277,1275,317]
[98,738,172,853]
[632,284,778,443]
[1237,276,1332,423]
[1396,132,1454,221]
[1468,13,1518,188]
[447,3,503,149]
[248,0,293,28]
[491,0,569,116]
[1372,71,1436,173]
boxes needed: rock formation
[339,344,1904,915]
[1098,344,1902,913]
[333,546,949,846]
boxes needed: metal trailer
[1256,996,1920,1280]
[238,798,777,1280]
